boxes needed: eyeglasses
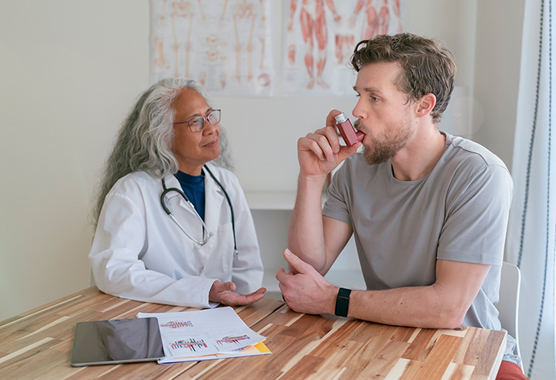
[173,109,221,132]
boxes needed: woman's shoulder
[110,171,159,196]
[205,163,249,203]
[205,163,239,185]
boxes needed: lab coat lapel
[203,171,224,240]
[163,175,200,222]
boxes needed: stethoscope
[160,165,237,259]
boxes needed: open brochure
[137,307,270,364]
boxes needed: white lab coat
[89,163,263,308]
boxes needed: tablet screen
[70,317,164,366]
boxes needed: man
[276,33,526,379]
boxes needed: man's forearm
[347,285,469,329]
[288,173,328,272]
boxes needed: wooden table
[0,287,506,380]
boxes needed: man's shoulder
[445,134,508,170]
[441,135,513,194]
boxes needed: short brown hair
[350,33,456,124]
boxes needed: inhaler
[334,112,364,147]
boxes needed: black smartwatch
[335,288,351,317]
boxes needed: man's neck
[391,126,446,181]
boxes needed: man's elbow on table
[432,304,468,330]
[397,302,468,330]
[424,285,472,329]
[389,285,472,329]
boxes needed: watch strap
[335,287,351,317]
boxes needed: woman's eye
[189,118,203,127]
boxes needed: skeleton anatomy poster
[283,0,404,96]
[150,0,274,96]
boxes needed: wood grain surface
[0,287,506,380]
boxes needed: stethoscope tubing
[160,165,238,257]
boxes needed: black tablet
[70,317,165,366]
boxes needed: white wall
[473,0,525,169]
[0,0,150,319]
[0,0,524,321]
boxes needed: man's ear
[415,93,436,118]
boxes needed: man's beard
[362,120,413,165]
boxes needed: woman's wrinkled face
[170,88,220,175]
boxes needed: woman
[89,77,265,308]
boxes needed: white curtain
[506,0,556,379]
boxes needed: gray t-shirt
[323,133,518,364]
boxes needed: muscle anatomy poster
[283,0,404,96]
[150,0,274,96]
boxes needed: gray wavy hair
[92,77,233,226]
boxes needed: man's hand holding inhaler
[277,110,364,307]
[297,109,363,180]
